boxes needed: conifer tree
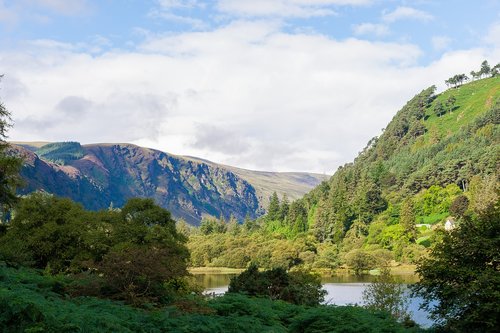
[267,192,280,221]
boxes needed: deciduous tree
[412,202,500,331]
[0,77,22,214]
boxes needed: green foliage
[0,266,425,332]
[412,202,500,332]
[400,198,417,241]
[468,174,498,214]
[228,264,326,306]
[267,192,280,222]
[363,267,410,322]
[0,193,89,271]
[0,85,22,212]
[414,184,461,217]
[200,217,227,235]
[449,195,469,218]
[344,249,377,275]
[0,195,190,305]
[433,102,445,118]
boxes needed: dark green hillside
[35,141,85,165]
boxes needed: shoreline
[189,264,417,276]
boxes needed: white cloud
[382,6,433,23]
[216,0,372,18]
[3,20,499,173]
[483,21,500,46]
[31,0,90,15]
[431,35,452,51]
[157,0,204,9]
[352,22,389,36]
[150,0,208,29]
[149,10,208,29]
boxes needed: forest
[0,63,499,332]
[185,69,499,276]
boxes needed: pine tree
[279,194,289,222]
[267,192,280,221]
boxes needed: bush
[228,264,326,306]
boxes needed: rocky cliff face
[14,143,261,225]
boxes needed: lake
[194,273,434,328]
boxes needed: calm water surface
[194,273,434,328]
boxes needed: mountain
[251,76,499,253]
[185,156,328,207]
[299,76,499,244]
[10,142,326,225]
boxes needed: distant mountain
[10,142,326,224]
[185,156,328,207]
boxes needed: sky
[0,0,499,173]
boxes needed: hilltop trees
[492,63,500,77]
[446,60,499,88]
[479,60,491,78]
[445,74,468,88]
[468,60,499,81]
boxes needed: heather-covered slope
[12,142,324,224]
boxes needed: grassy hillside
[421,77,498,141]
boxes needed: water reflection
[193,273,433,328]
[193,273,238,289]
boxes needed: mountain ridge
[10,141,326,224]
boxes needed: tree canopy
[0,77,22,213]
[412,202,500,332]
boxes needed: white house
[444,218,456,231]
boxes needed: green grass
[417,212,448,225]
[421,77,499,146]
[416,236,431,248]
